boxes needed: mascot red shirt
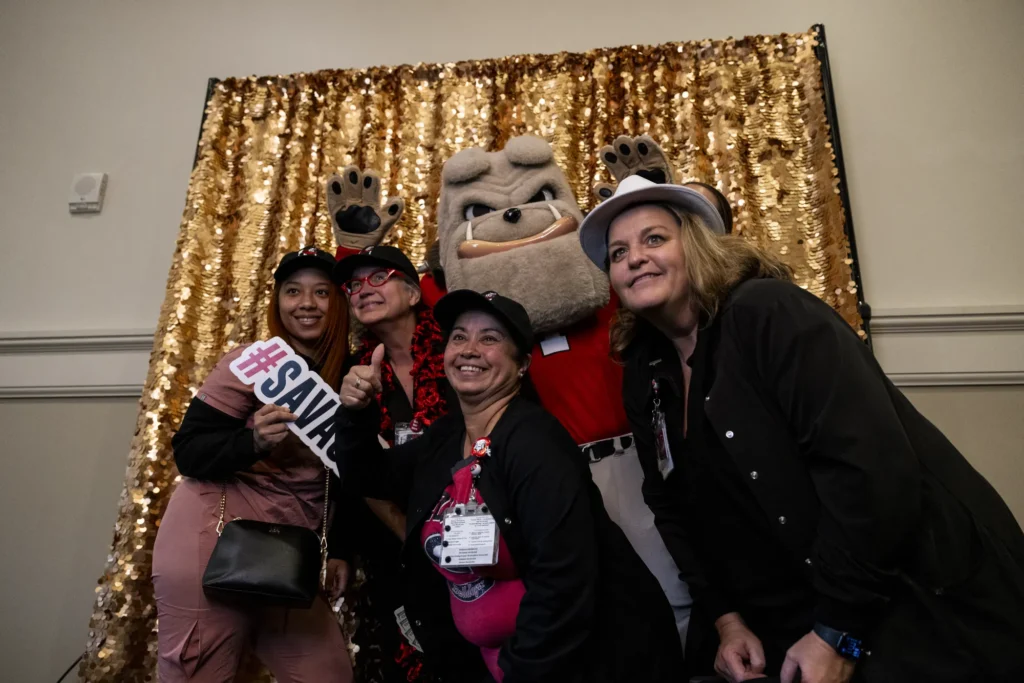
[526,292,627,444]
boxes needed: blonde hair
[609,207,792,356]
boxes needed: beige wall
[0,398,139,683]
[903,386,1024,520]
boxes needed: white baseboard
[0,307,1022,397]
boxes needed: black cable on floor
[55,652,84,683]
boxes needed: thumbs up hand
[340,344,386,410]
[368,343,385,387]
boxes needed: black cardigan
[622,277,1024,680]
[333,395,683,683]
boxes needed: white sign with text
[229,337,340,476]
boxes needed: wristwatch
[812,623,868,660]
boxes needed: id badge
[441,503,499,567]
[653,411,675,479]
[394,605,424,652]
[394,421,422,446]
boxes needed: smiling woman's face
[346,265,419,329]
[277,268,331,348]
[606,204,689,317]
[443,310,523,406]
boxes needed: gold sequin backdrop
[81,28,862,681]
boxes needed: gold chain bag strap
[202,466,331,609]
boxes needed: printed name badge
[654,412,675,479]
[442,438,499,567]
[442,510,499,567]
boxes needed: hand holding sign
[253,404,298,452]
[229,338,342,476]
[340,343,385,410]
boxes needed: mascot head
[437,136,609,334]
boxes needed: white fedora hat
[579,175,727,270]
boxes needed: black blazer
[622,277,1024,681]
[334,395,683,683]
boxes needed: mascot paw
[594,135,675,201]
[326,166,405,251]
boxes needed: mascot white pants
[586,436,692,651]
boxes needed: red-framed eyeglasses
[341,268,400,295]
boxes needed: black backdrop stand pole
[192,77,221,170]
[813,24,872,346]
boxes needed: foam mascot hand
[340,343,385,410]
[327,166,405,255]
[593,134,676,202]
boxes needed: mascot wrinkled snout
[437,136,609,333]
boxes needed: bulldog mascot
[430,135,692,650]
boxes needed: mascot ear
[504,135,554,167]
[442,148,490,185]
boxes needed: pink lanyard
[452,437,491,505]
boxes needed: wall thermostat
[69,173,108,214]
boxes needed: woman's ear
[518,353,532,376]
[408,282,422,308]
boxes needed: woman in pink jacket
[153,247,352,683]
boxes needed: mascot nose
[503,207,522,223]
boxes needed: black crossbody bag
[202,467,329,609]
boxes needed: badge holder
[394,416,425,446]
[394,605,424,652]
[652,379,675,479]
[440,438,500,568]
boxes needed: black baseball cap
[274,246,337,283]
[332,245,419,286]
[434,290,535,356]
